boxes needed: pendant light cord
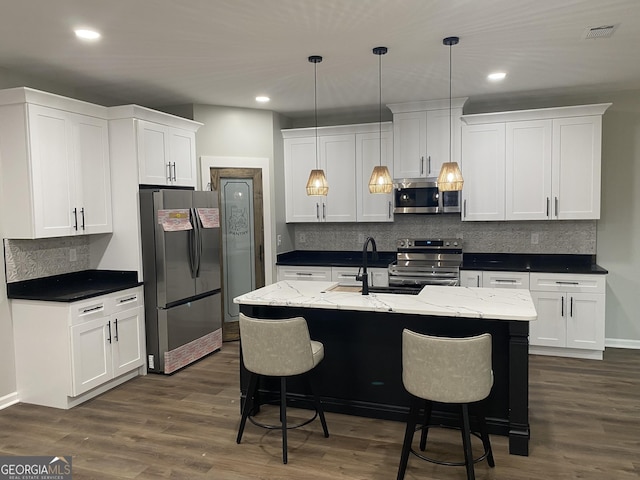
[449,41,452,164]
[379,50,382,167]
[314,60,319,169]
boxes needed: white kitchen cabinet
[461,103,610,222]
[388,98,467,179]
[529,272,606,359]
[12,287,145,409]
[460,270,529,289]
[283,123,392,223]
[459,270,483,288]
[330,266,389,286]
[137,119,198,187]
[0,88,112,238]
[277,265,332,282]
[355,129,394,222]
[460,123,506,221]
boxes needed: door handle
[388,201,392,219]
[546,197,550,217]
[316,203,319,220]
[107,321,112,344]
[114,318,119,341]
[420,156,424,175]
[80,208,85,230]
[166,162,172,182]
[322,203,326,220]
[427,156,431,175]
[570,297,573,317]
[172,162,177,181]
[561,296,564,317]
[73,208,78,230]
[476,275,480,287]
[463,199,467,218]
[555,196,559,217]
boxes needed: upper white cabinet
[109,105,202,188]
[388,98,467,179]
[0,88,112,238]
[461,103,611,222]
[283,122,393,223]
[137,119,198,186]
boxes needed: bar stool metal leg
[460,404,475,480]
[307,375,329,438]
[237,372,258,444]
[419,399,433,451]
[280,377,288,464]
[397,396,421,480]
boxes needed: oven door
[393,179,440,214]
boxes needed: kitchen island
[234,280,536,456]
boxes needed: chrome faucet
[357,236,378,295]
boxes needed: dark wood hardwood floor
[1,342,639,479]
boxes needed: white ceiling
[1,0,639,119]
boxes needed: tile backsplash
[292,215,597,254]
[4,237,90,283]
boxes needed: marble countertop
[234,281,537,322]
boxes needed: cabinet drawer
[110,287,143,314]
[482,271,530,289]
[529,273,605,294]
[277,266,332,281]
[70,298,107,325]
[331,267,361,285]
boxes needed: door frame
[200,156,274,284]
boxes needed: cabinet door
[461,123,506,221]
[566,293,605,350]
[111,306,145,377]
[356,130,393,222]
[76,114,112,234]
[321,134,356,222]
[529,291,566,347]
[169,128,197,187]
[70,318,112,396]
[27,105,77,237]
[552,116,602,219]
[460,270,482,288]
[393,111,427,178]
[426,108,457,178]
[505,120,552,220]
[138,120,170,185]
[284,137,322,222]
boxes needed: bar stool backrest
[402,330,493,404]
[239,313,315,376]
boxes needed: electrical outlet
[299,233,306,244]
[69,248,77,262]
[148,355,155,369]
[277,234,282,246]
[531,233,539,245]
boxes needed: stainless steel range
[389,238,463,287]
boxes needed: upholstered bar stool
[236,313,329,464]
[397,330,495,480]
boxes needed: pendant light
[437,36,464,192]
[306,55,329,196]
[368,46,393,194]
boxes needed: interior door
[210,168,265,342]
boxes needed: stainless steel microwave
[393,178,461,214]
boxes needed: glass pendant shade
[306,169,329,196]
[368,165,393,194]
[437,162,464,191]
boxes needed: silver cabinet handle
[427,156,431,175]
[556,281,579,285]
[316,203,319,220]
[495,279,517,283]
[388,201,392,219]
[166,162,172,182]
[561,296,565,317]
[555,196,559,217]
[172,162,177,181]
[118,296,137,304]
[80,208,85,230]
[463,199,467,218]
[323,203,326,220]
[107,321,112,344]
[420,156,424,175]
[570,296,574,317]
[73,208,78,230]
[476,275,480,288]
[296,272,313,276]
[114,318,119,341]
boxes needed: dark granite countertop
[461,253,607,274]
[7,270,142,302]
[277,251,607,275]
[277,250,396,269]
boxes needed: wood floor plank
[1,341,639,479]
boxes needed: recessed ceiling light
[74,29,101,41]
[488,72,507,82]
[255,96,270,103]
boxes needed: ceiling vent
[583,24,619,39]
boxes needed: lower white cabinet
[12,287,145,409]
[460,270,529,289]
[277,265,389,286]
[529,273,606,359]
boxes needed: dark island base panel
[239,304,530,456]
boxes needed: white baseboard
[529,346,603,360]
[0,392,19,410]
[605,338,640,349]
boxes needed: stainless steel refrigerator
[139,188,222,374]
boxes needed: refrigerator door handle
[193,207,202,277]
[188,212,198,279]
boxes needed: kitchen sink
[326,284,422,295]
